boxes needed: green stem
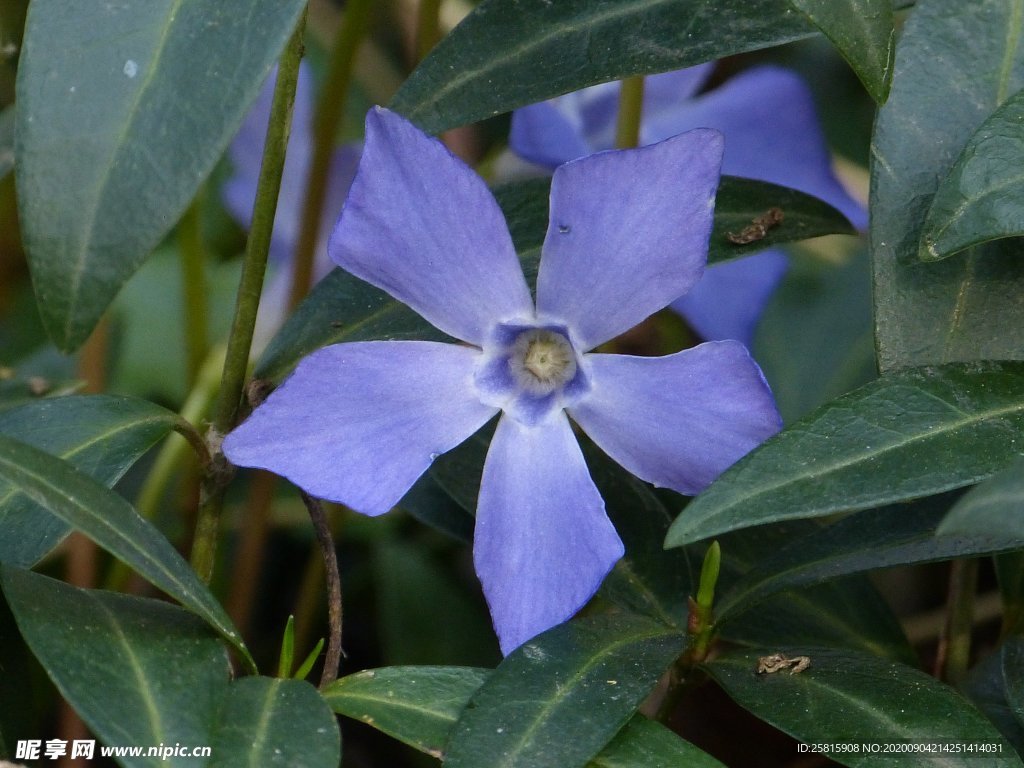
[614,76,645,150]
[939,558,979,684]
[191,12,306,584]
[178,194,210,384]
[105,347,224,592]
[286,0,374,311]
[656,542,720,722]
[415,0,442,63]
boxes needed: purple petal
[641,66,866,228]
[642,64,715,113]
[223,341,497,515]
[509,65,714,168]
[509,100,595,168]
[329,108,533,345]
[569,343,782,495]
[672,250,790,345]
[223,62,317,264]
[475,413,623,654]
[536,129,724,350]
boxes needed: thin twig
[301,490,343,688]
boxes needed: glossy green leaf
[709,178,856,262]
[789,0,895,103]
[323,666,490,758]
[0,105,12,180]
[722,579,916,664]
[920,87,1024,261]
[2,567,228,768]
[391,0,823,133]
[257,177,852,383]
[0,395,178,566]
[939,457,1024,538]
[666,361,1024,547]
[715,522,916,663]
[444,614,685,768]
[718,494,1024,619]
[961,639,1024,754]
[0,434,252,668]
[590,450,696,630]
[707,647,1021,767]
[755,247,876,423]
[15,0,306,351]
[588,717,725,768]
[209,678,341,768]
[871,0,1024,372]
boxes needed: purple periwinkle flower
[223,107,782,654]
[511,64,868,346]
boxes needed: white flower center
[509,329,577,393]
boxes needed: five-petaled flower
[510,64,867,346]
[223,107,782,654]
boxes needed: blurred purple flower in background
[223,63,360,338]
[224,108,782,654]
[511,64,867,346]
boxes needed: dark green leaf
[722,579,917,664]
[0,434,252,668]
[0,105,12,179]
[2,567,228,768]
[707,647,1021,767]
[398,473,474,543]
[961,639,1024,755]
[871,0,1024,372]
[392,0,821,133]
[754,247,876,424]
[0,395,178,566]
[428,424,491,515]
[588,717,725,768]
[590,450,696,629]
[717,493,1024,619]
[920,87,1024,261]
[939,457,1024,538]
[709,178,856,263]
[666,361,1024,547]
[789,0,895,103]
[444,614,684,768]
[323,666,490,758]
[16,0,306,351]
[714,523,915,663]
[209,678,341,768]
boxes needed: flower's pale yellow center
[510,329,577,392]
